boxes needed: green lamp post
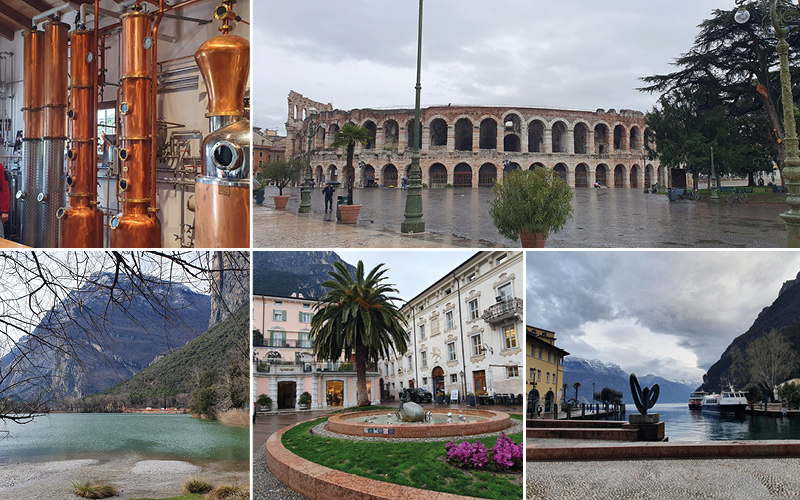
[735,0,800,246]
[401,0,426,234]
[298,118,318,214]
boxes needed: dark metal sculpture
[630,373,659,415]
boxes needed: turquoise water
[0,413,248,465]
[652,403,800,442]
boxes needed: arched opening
[596,164,608,186]
[455,118,473,151]
[328,124,340,148]
[429,163,447,188]
[503,162,520,177]
[278,381,297,409]
[430,118,448,148]
[645,164,655,187]
[614,164,625,188]
[315,165,323,184]
[594,124,608,154]
[328,165,338,182]
[574,123,588,154]
[364,121,376,149]
[384,120,399,149]
[363,164,376,187]
[454,163,472,187]
[383,164,398,187]
[630,126,640,151]
[317,127,326,148]
[478,163,497,188]
[554,163,567,183]
[432,366,445,394]
[479,118,497,150]
[504,135,521,152]
[504,114,521,152]
[614,125,625,150]
[528,120,545,152]
[407,120,422,149]
[630,164,640,188]
[529,162,545,170]
[545,390,554,413]
[575,163,588,187]
[552,121,567,153]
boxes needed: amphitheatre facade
[285,91,663,189]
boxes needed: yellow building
[526,326,569,413]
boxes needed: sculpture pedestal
[624,413,665,441]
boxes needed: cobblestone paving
[526,457,800,499]
[252,443,309,500]
[256,186,790,248]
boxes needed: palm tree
[310,261,408,407]
[573,382,581,403]
[330,122,370,205]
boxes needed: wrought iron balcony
[482,297,523,324]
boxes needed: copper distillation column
[109,9,160,248]
[18,29,44,247]
[40,20,70,248]
[193,1,250,247]
[58,29,103,247]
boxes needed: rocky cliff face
[208,251,250,329]
[252,251,356,299]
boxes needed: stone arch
[478,163,497,188]
[406,119,422,149]
[630,164,640,188]
[503,113,522,152]
[363,120,377,149]
[529,162,545,170]
[596,164,608,186]
[430,118,448,148]
[645,164,655,187]
[504,135,521,152]
[384,119,399,148]
[328,124,340,148]
[455,118,473,151]
[454,163,472,188]
[575,163,589,187]
[614,164,626,188]
[614,125,625,151]
[317,127,326,148]
[328,164,338,182]
[363,164,376,186]
[594,123,609,154]
[528,119,545,152]
[552,121,567,153]
[315,165,324,184]
[630,126,641,151]
[554,163,567,183]
[383,164,399,187]
[574,122,589,154]
[479,118,497,150]
[429,163,447,188]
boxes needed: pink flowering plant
[445,432,522,472]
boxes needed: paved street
[256,186,789,248]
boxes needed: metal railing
[482,297,523,323]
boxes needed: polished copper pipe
[22,29,44,140]
[150,0,164,214]
[43,21,69,140]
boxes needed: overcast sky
[526,251,800,384]
[252,0,738,134]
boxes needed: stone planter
[519,230,547,248]
[298,403,310,410]
[339,204,362,224]
[466,395,476,407]
[273,195,290,210]
[435,395,444,404]
[254,190,265,205]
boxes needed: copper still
[193,1,250,248]
[40,20,70,248]
[18,29,44,247]
[109,10,161,248]
[58,29,103,247]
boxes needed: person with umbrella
[323,182,336,213]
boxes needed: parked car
[402,387,433,404]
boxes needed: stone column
[311,374,319,409]
[544,129,552,154]
[296,376,303,410]
[566,166,575,188]
[587,130,595,157]
[496,127,504,153]
[343,378,349,407]
[521,122,529,152]
[269,377,277,406]
[622,166,630,188]
[376,126,385,150]
[472,126,480,152]
[421,123,430,151]
[399,127,407,154]
[567,130,575,155]
[447,125,455,153]
[587,167,596,187]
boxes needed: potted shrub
[466,392,476,407]
[298,391,312,410]
[261,158,304,210]
[435,391,445,404]
[330,123,370,223]
[256,394,272,412]
[488,168,573,248]
[253,173,266,205]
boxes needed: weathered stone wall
[286,91,665,189]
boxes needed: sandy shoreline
[0,453,248,500]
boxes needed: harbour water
[651,403,800,442]
[0,413,248,466]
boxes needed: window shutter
[282,310,287,321]
[299,311,303,322]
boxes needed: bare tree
[0,251,249,425]
[747,329,797,396]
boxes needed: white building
[381,251,524,403]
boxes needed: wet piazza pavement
[256,185,789,248]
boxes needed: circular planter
[326,408,512,439]
[519,230,546,248]
[339,204,362,224]
[273,195,290,210]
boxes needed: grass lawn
[282,410,523,500]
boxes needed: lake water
[649,403,800,442]
[0,413,248,466]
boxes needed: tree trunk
[347,143,355,205]
[355,344,369,407]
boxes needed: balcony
[253,338,313,349]
[254,359,378,374]
[482,297,523,324]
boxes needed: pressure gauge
[86,52,94,63]
[143,36,153,50]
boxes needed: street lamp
[736,0,800,246]
[298,117,319,214]
[401,0,426,234]
[710,146,720,203]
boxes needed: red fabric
[0,163,9,214]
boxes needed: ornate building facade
[286,91,664,189]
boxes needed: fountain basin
[326,408,512,439]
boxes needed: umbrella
[326,181,341,186]
[401,176,409,181]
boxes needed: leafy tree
[778,382,800,409]
[253,329,263,346]
[594,387,623,406]
[310,261,408,407]
[639,2,800,183]
[330,123,370,205]
[260,158,305,196]
[744,382,765,403]
[190,369,217,419]
[747,329,798,394]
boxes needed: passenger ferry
[688,391,708,410]
[701,388,748,414]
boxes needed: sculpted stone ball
[400,401,426,422]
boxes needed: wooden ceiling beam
[19,0,52,14]
[0,4,34,32]
[0,18,16,42]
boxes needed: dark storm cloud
[527,252,800,378]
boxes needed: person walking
[322,184,334,213]
[0,161,10,239]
